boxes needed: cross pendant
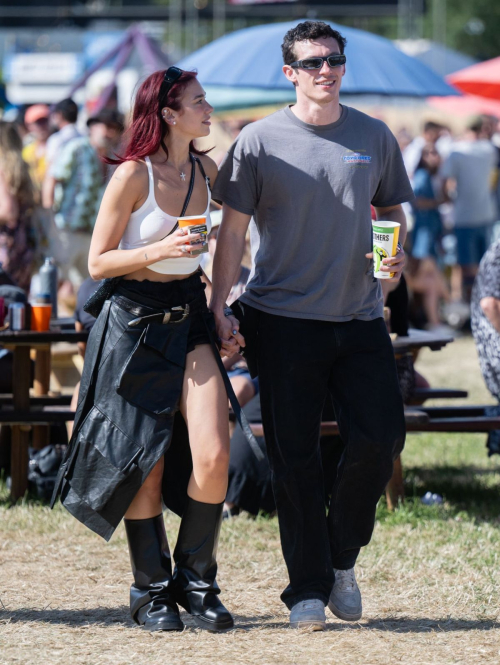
[180,172,186,181]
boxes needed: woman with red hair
[51,68,242,633]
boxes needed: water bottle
[39,257,58,319]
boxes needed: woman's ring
[181,246,188,253]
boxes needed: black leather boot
[124,514,184,632]
[173,498,234,631]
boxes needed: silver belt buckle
[163,303,190,324]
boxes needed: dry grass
[1,336,500,665]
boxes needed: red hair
[106,69,209,165]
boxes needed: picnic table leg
[32,346,51,450]
[385,455,404,510]
[10,346,31,501]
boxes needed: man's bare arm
[210,205,251,346]
[481,297,500,334]
[42,174,56,209]
[210,205,251,314]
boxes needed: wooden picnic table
[392,328,455,355]
[0,326,88,501]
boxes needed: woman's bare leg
[125,343,229,517]
[180,344,230,504]
[124,457,164,520]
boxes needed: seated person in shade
[224,395,341,520]
[205,209,258,408]
[384,276,430,404]
[471,239,500,455]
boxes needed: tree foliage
[428,0,500,60]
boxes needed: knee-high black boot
[173,498,234,631]
[124,514,184,632]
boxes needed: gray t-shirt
[441,140,498,227]
[213,105,414,322]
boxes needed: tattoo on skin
[145,252,148,260]
[114,176,122,181]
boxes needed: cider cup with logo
[372,221,400,279]
[178,215,208,256]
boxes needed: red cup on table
[31,303,52,331]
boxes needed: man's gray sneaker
[289,599,326,630]
[328,568,362,621]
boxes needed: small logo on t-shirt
[343,152,372,164]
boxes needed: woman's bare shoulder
[112,160,149,187]
[198,153,218,182]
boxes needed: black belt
[111,294,192,326]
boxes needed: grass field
[1,336,500,665]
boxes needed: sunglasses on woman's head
[158,66,183,107]
[290,54,346,70]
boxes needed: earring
[172,121,176,125]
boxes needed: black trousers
[233,302,406,609]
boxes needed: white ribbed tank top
[118,156,211,275]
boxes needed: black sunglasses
[158,66,183,108]
[290,54,346,70]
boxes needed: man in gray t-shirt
[210,21,414,629]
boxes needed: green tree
[427,0,500,60]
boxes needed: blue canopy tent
[177,20,459,110]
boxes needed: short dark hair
[281,21,347,65]
[87,109,125,132]
[467,116,484,134]
[53,98,78,124]
[423,121,442,133]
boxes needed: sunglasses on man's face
[290,54,346,70]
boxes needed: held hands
[158,228,203,259]
[213,310,246,358]
[365,245,405,282]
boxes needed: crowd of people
[0,100,124,308]
[1,99,498,334]
[399,115,500,332]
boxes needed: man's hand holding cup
[366,221,405,282]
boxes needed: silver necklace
[170,159,190,181]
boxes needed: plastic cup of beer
[372,221,401,279]
[31,303,52,331]
[178,215,208,256]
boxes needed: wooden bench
[0,405,75,425]
[248,409,433,438]
[0,393,72,407]
[408,388,468,404]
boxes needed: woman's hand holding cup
[158,227,202,259]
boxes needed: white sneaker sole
[290,620,326,631]
[328,599,362,622]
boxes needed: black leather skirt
[51,272,218,541]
